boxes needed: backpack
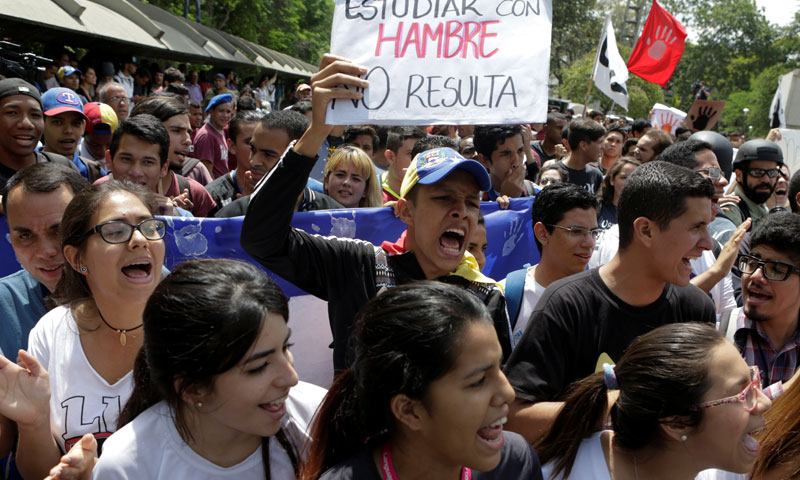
[180,157,201,178]
[504,265,530,332]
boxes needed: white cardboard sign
[327,0,553,125]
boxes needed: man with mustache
[722,139,784,227]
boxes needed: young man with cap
[0,78,77,191]
[203,73,236,110]
[39,88,104,183]
[241,55,511,373]
[57,66,87,104]
[194,93,233,178]
[722,139,785,227]
[79,102,118,168]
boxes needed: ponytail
[299,369,377,479]
[118,348,161,429]
[534,372,609,479]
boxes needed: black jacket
[241,148,512,373]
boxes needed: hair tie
[603,363,619,390]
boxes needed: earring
[196,402,203,408]
[680,435,687,441]
[79,266,88,273]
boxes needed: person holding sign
[240,54,512,374]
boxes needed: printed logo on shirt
[61,395,122,454]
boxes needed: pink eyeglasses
[691,366,762,412]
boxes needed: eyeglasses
[691,366,761,412]
[108,96,130,104]
[696,167,723,179]
[545,224,603,241]
[85,219,166,244]
[738,253,800,281]
[745,167,781,179]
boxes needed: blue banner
[0,198,538,293]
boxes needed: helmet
[689,131,733,178]
[733,139,784,169]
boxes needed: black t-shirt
[0,152,78,191]
[555,161,603,194]
[319,432,543,480]
[205,171,239,210]
[597,203,617,230]
[504,268,717,403]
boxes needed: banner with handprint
[685,99,725,132]
[649,102,686,134]
[626,0,686,87]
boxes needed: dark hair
[621,138,639,156]
[301,281,492,478]
[617,161,714,249]
[119,259,297,480]
[536,323,724,478]
[567,118,606,150]
[164,84,189,97]
[632,118,652,135]
[288,99,312,116]
[237,95,258,112]
[2,163,88,213]
[642,129,674,159]
[473,124,522,160]
[229,110,266,143]
[52,181,157,306]
[163,67,184,84]
[749,211,800,266]
[605,126,626,141]
[597,157,641,207]
[410,135,457,158]
[535,164,566,184]
[675,126,691,137]
[658,139,714,170]
[130,94,189,122]
[386,126,426,153]
[546,112,567,125]
[188,100,201,110]
[788,169,800,214]
[109,114,170,167]
[260,110,309,142]
[531,183,597,253]
[135,67,152,80]
[343,125,378,151]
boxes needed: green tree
[550,0,604,85]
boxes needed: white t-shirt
[500,266,546,345]
[27,305,134,454]
[542,431,611,480]
[588,225,736,314]
[92,381,327,479]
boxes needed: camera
[0,38,52,85]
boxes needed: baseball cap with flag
[41,88,87,119]
[400,147,490,199]
[57,66,82,82]
[84,102,118,134]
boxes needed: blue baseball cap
[205,93,233,112]
[41,88,87,119]
[57,66,82,81]
[400,147,490,198]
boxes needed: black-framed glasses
[745,167,781,179]
[738,253,800,281]
[545,224,603,241]
[696,167,723,179]
[85,219,166,244]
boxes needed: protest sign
[775,128,800,175]
[684,99,725,131]
[326,0,553,125]
[649,102,686,134]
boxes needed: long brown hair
[752,379,800,478]
[597,157,640,206]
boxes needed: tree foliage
[143,0,333,65]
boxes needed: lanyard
[379,442,471,480]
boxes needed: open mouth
[476,416,506,451]
[13,134,36,147]
[742,427,762,456]
[746,288,772,305]
[121,259,153,281]
[39,264,63,278]
[260,394,288,420]
[439,228,466,256]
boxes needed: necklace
[97,307,142,346]
[379,442,471,480]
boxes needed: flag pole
[583,78,594,115]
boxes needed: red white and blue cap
[41,88,87,119]
[57,66,82,81]
[400,147,490,198]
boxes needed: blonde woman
[323,146,383,208]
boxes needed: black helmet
[733,139,784,169]
[689,131,733,178]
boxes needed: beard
[742,180,775,205]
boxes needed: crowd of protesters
[0,49,797,480]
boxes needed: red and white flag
[627,0,686,87]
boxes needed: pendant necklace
[97,307,143,346]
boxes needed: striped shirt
[734,308,800,397]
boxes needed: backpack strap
[175,174,193,203]
[181,158,201,178]
[505,266,529,331]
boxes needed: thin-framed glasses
[696,167,723,179]
[691,366,761,412]
[545,224,603,241]
[85,219,166,244]
[746,167,781,179]
[738,253,800,282]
